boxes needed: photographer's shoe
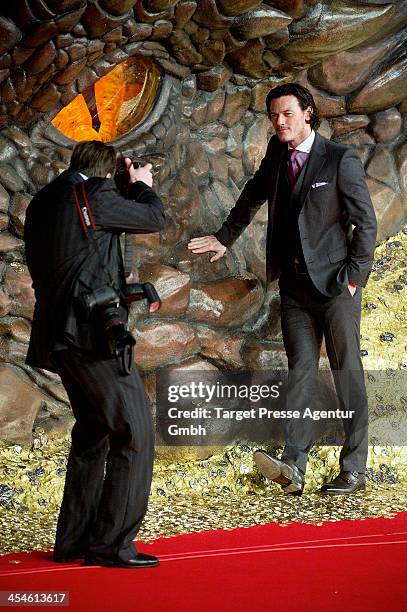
[320,470,366,495]
[83,552,159,569]
[253,451,304,495]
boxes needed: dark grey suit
[215,132,377,474]
[24,170,165,561]
[215,132,377,296]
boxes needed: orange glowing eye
[51,56,161,143]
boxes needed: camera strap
[73,181,136,375]
[123,233,134,278]
[73,181,122,298]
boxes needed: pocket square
[311,181,329,188]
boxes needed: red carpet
[1,512,406,612]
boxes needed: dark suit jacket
[24,169,165,371]
[215,132,377,297]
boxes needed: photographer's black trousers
[52,350,154,562]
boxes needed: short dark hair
[265,83,321,131]
[69,141,116,177]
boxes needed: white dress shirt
[288,129,315,152]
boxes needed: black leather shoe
[53,550,87,563]
[320,470,366,495]
[253,451,304,495]
[83,552,160,569]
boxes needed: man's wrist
[213,228,229,248]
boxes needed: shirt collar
[288,130,315,153]
[78,172,88,180]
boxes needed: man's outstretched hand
[187,235,227,262]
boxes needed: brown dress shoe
[253,451,304,494]
[320,470,366,495]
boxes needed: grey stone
[243,115,271,175]
[0,135,18,163]
[318,119,333,140]
[197,65,232,92]
[193,0,234,29]
[0,17,22,55]
[186,275,264,328]
[9,192,31,238]
[231,6,292,41]
[366,149,398,190]
[152,20,173,39]
[371,108,402,143]
[0,164,24,192]
[0,77,15,104]
[331,115,370,137]
[295,73,346,118]
[99,0,137,15]
[226,39,271,79]
[281,2,393,64]
[264,26,289,50]
[174,1,197,27]
[396,142,407,192]
[349,53,407,114]
[56,33,75,48]
[335,129,375,147]
[169,30,203,66]
[181,74,197,98]
[0,364,50,445]
[24,41,56,75]
[82,1,130,38]
[264,0,305,18]
[217,0,263,16]
[221,85,251,127]
[226,124,244,158]
[68,42,87,62]
[308,36,399,96]
[0,232,24,254]
[0,184,9,213]
[30,83,61,111]
[367,178,406,242]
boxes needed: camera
[114,157,142,196]
[78,282,161,374]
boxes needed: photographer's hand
[126,158,153,187]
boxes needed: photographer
[24,140,165,569]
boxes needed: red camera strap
[73,182,96,235]
[72,181,121,296]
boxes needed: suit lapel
[298,132,327,209]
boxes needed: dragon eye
[51,56,161,143]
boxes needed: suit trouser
[52,349,154,561]
[279,271,368,474]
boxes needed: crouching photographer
[24,140,165,569]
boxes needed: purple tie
[287,148,308,188]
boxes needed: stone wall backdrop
[0,1,406,550]
[0,0,406,443]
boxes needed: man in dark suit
[24,141,165,567]
[188,83,377,496]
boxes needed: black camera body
[78,282,161,373]
[114,157,141,196]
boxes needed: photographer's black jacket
[24,169,165,371]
